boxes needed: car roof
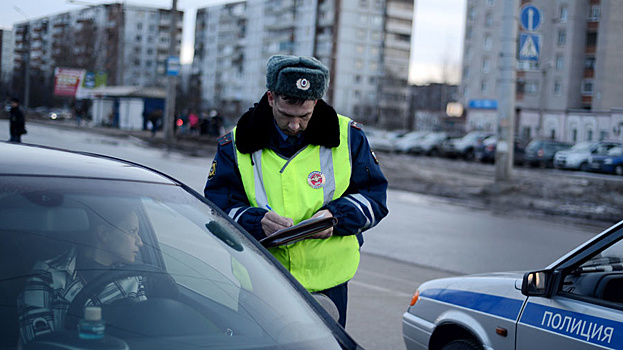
[0,142,177,184]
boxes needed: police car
[402,220,623,350]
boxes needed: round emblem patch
[296,78,311,91]
[307,171,326,189]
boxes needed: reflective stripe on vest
[234,115,360,292]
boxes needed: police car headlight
[605,159,613,165]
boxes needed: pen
[266,204,272,211]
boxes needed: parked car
[366,128,399,153]
[442,131,493,160]
[47,108,73,120]
[474,135,527,165]
[523,139,572,168]
[403,219,623,350]
[0,142,359,349]
[588,146,623,175]
[395,131,429,154]
[409,132,449,156]
[554,141,622,171]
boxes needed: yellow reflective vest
[234,115,360,292]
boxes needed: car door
[516,226,623,349]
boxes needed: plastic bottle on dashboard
[78,306,105,339]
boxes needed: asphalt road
[5,120,613,350]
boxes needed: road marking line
[349,280,413,298]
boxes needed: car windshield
[569,142,595,151]
[608,147,623,156]
[0,176,341,349]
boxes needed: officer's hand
[261,211,294,237]
[309,209,334,239]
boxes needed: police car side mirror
[521,270,552,297]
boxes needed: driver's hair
[78,199,138,247]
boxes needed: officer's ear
[267,91,275,107]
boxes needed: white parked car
[554,141,621,171]
[395,131,429,154]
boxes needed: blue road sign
[520,4,541,32]
[519,33,540,61]
[468,99,498,110]
[166,56,180,76]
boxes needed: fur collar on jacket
[234,92,341,154]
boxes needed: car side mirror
[521,270,552,297]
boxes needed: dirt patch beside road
[377,152,623,226]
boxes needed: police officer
[204,55,388,327]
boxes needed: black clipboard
[260,216,338,248]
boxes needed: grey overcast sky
[1,0,466,85]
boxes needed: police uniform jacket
[204,93,388,244]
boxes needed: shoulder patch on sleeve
[217,133,232,146]
[350,121,363,130]
[208,160,217,180]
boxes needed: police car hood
[418,271,526,300]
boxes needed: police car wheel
[441,339,482,350]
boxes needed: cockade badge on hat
[296,78,310,91]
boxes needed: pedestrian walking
[8,98,26,143]
[203,55,388,327]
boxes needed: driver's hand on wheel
[261,211,293,236]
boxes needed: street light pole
[164,0,178,143]
[495,0,519,182]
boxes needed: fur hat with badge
[266,55,330,100]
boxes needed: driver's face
[106,212,143,265]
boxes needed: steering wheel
[65,264,178,330]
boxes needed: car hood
[556,150,589,157]
[417,271,526,305]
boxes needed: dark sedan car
[474,136,527,165]
[0,142,359,350]
[588,146,623,175]
[523,139,572,168]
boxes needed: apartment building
[192,0,414,128]
[12,3,182,105]
[461,0,623,144]
[0,29,13,91]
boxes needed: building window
[555,55,564,70]
[585,57,595,69]
[600,130,608,141]
[482,58,490,73]
[463,66,470,79]
[581,80,594,95]
[137,23,143,30]
[481,80,488,94]
[587,129,593,141]
[572,129,577,142]
[525,80,538,95]
[558,30,566,46]
[356,45,364,54]
[559,6,568,22]
[554,80,562,95]
[484,35,492,50]
[359,0,368,8]
[355,60,363,69]
[586,32,597,47]
[465,46,472,59]
[589,5,600,21]
[550,129,556,139]
[468,7,476,20]
[136,35,142,42]
[485,13,493,27]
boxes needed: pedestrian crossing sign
[519,33,540,61]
